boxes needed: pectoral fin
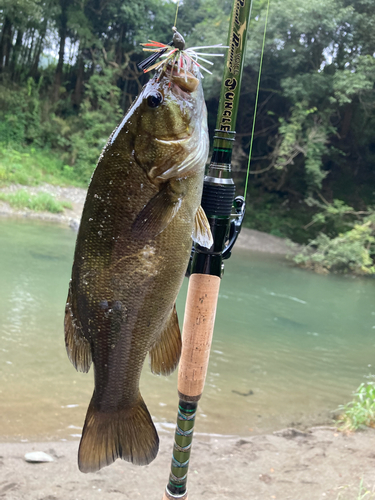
[64,285,92,373]
[132,182,185,238]
[192,205,213,249]
[149,305,181,376]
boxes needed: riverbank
[1,427,375,499]
[1,188,374,498]
[0,183,296,255]
[0,184,85,231]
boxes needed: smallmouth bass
[64,65,212,473]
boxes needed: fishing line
[243,0,271,200]
[173,0,181,29]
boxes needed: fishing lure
[138,27,226,79]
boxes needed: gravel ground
[1,427,375,500]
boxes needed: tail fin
[78,393,159,473]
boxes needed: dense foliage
[336,378,375,432]
[0,0,374,271]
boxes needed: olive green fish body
[65,67,212,473]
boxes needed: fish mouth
[169,66,199,93]
[150,66,201,142]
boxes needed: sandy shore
[0,183,296,255]
[1,427,375,500]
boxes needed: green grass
[0,144,87,187]
[0,190,72,213]
[335,381,375,432]
[336,479,375,499]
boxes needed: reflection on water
[0,218,375,441]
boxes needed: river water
[0,218,374,442]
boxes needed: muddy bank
[0,184,296,255]
[1,427,374,499]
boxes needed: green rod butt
[166,401,197,497]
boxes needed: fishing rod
[162,1,254,498]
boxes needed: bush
[336,380,375,432]
[0,144,86,187]
[0,64,122,185]
[294,210,375,274]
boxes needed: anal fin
[192,205,213,249]
[64,286,92,373]
[149,304,181,376]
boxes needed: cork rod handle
[178,273,221,400]
[162,274,221,500]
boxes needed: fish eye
[147,92,163,108]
